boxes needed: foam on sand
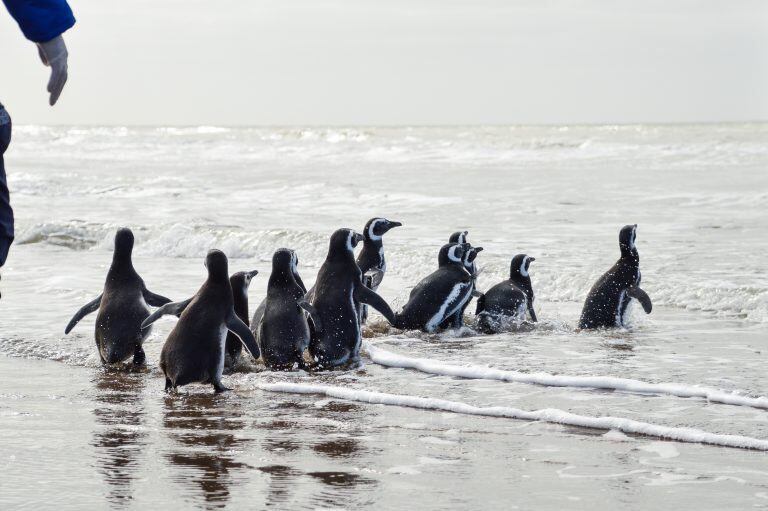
[257,381,768,451]
[363,342,768,410]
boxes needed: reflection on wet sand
[313,438,361,458]
[258,464,303,508]
[162,394,251,509]
[255,396,379,509]
[91,369,148,506]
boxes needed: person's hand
[36,35,69,106]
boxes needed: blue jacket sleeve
[3,0,75,43]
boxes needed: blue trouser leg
[0,104,14,267]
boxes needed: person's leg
[0,103,14,267]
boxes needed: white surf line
[258,382,768,451]
[363,342,768,411]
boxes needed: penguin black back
[476,254,538,332]
[579,225,652,329]
[259,248,317,370]
[146,249,260,393]
[64,227,171,366]
[309,229,395,369]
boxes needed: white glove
[36,35,69,106]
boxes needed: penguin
[394,243,474,333]
[356,217,402,324]
[64,227,171,366]
[308,228,396,369]
[141,249,261,392]
[449,230,468,245]
[257,248,322,370]
[448,229,478,278]
[223,269,259,372]
[476,254,537,333]
[441,244,483,329]
[579,224,653,329]
[250,252,307,335]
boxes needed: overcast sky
[1,0,767,125]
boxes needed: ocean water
[0,124,767,509]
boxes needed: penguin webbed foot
[213,381,232,393]
[132,346,147,367]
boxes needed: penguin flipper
[628,286,652,314]
[142,288,172,307]
[354,285,395,324]
[141,298,192,329]
[226,312,261,359]
[304,282,318,303]
[65,294,103,334]
[250,297,267,334]
[365,269,385,290]
[527,304,538,323]
[298,300,323,334]
[294,272,308,295]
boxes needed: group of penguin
[65,219,652,393]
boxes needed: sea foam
[363,342,768,410]
[258,381,768,451]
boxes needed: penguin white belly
[616,290,628,327]
[215,324,227,381]
[516,299,527,321]
[426,283,471,332]
[350,286,361,352]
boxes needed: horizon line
[13,120,768,129]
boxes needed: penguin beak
[353,232,364,245]
[529,257,536,262]
[474,247,484,253]
[247,270,259,279]
[388,221,403,229]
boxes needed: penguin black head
[510,254,535,281]
[272,248,298,274]
[438,242,467,267]
[619,224,638,257]
[364,218,403,242]
[204,249,229,281]
[449,231,469,244]
[464,246,483,265]
[329,228,364,258]
[230,269,258,294]
[113,227,135,261]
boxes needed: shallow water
[1,124,767,509]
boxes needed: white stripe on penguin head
[291,251,298,273]
[520,256,529,277]
[463,247,475,267]
[368,218,384,241]
[630,225,637,250]
[346,230,359,252]
[448,245,462,263]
